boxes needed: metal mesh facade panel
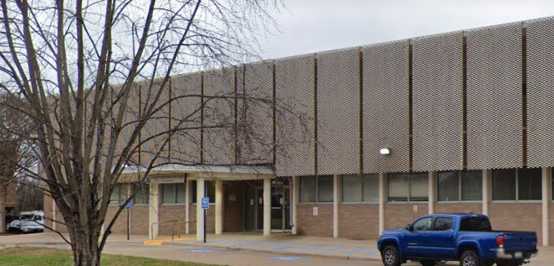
[362,41,410,173]
[170,73,202,164]
[238,62,274,164]
[275,55,315,176]
[317,48,360,175]
[412,32,464,171]
[203,68,236,165]
[466,23,522,170]
[140,81,171,166]
[526,18,554,167]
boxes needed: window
[161,183,186,204]
[518,168,541,200]
[342,174,379,202]
[433,217,453,231]
[462,171,482,200]
[438,171,482,202]
[413,217,432,231]
[317,176,333,202]
[132,183,149,205]
[299,176,333,203]
[493,168,541,201]
[438,172,458,201]
[191,181,215,203]
[387,173,428,202]
[110,184,126,204]
[460,216,492,232]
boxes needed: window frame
[299,175,334,203]
[437,170,482,203]
[340,174,379,203]
[432,216,454,231]
[492,168,542,202]
[161,183,187,205]
[412,216,433,232]
[387,173,429,203]
[131,183,150,205]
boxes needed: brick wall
[434,202,482,214]
[159,204,186,235]
[297,203,332,237]
[105,206,128,234]
[338,203,379,239]
[490,203,542,244]
[130,205,149,235]
[384,203,428,229]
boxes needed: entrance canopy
[120,164,274,181]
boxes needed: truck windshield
[460,216,492,231]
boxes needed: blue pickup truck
[377,213,537,266]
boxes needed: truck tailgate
[502,231,537,252]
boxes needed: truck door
[404,216,434,258]
[428,216,457,259]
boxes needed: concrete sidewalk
[164,233,380,260]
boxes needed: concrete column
[148,182,159,240]
[482,170,491,215]
[542,167,551,246]
[378,173,385,234]
[263,177,271,236]
[0,196,5,234]
[185,178,191,234]
[292,176,299,235]
[215,180,224,235]
[196,178,205,242]
[428,172,436,214]
[52,199,57,231]
[333,175,340,238]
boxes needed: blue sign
[124,200,134,209]
[201,197,210,209]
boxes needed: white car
[7,211,45,233]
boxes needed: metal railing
[150,219,195,241]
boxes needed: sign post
[125,199,134,241]
[201,196,209,243]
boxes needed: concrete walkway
[165,233,381,260]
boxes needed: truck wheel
[381,245,401,266]
[460,250,480,266]
[420,260,436,266]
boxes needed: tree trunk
[71,229,102,266]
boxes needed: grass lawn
[0,248,221,266]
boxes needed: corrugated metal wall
[466,23,523,170]
[170,73,202,164]
[317,48,360,175]
[140,80,170,166]
[412,32,464,171]
[202,68,237,165]
[527,17,554,168]
[274,55,316,176]
[120,17,554,175]
[239,62,274,164]
[362,41,411,173]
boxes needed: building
[0,180,16,233]
[45,16,554,246]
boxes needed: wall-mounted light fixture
[379,147,391,156]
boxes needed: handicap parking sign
[201,197,210,209]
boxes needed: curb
[164,240,381,261]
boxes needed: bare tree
[0,1,309,266]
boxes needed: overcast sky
[257,0,554,59]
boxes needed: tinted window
[460,217,492,232]
[433,217,453,231]
[413,217,433,231]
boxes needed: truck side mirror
[405,224,413,231]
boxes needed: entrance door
[242,179,291,232]
[271,178,291,231]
